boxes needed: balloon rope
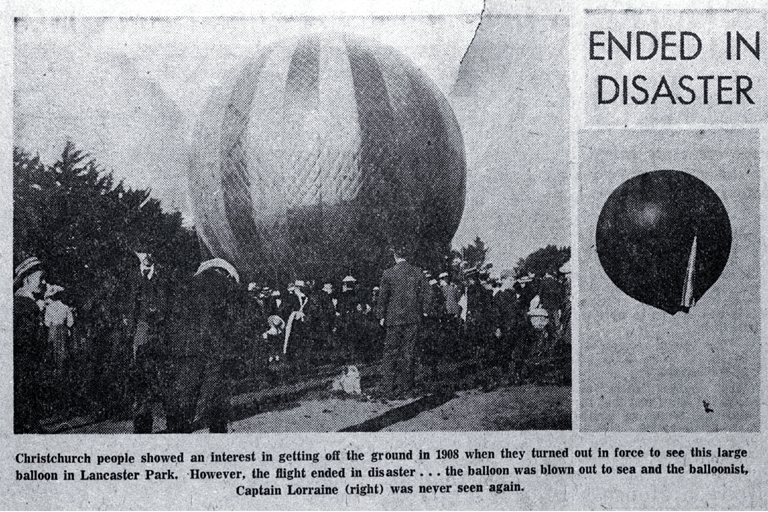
[681,235,698,309]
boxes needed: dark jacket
[376,260,429,326]
[167,268,238,358]
[493,289,522,334]
[426,283,447,319]
[316,291,336,334]
[338,289,363,319]
[467,282,493,322]
[538,275,562,311]
[125,268,171,343]
[14,295,44,381]
[14,294,45,433]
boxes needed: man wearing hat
[14,256,46,433]
[490,275,526,382]
[421,275,447,384]
[245,283,269,385]
[315,281,337,363]
[267,289,286,320]
[338,275,363,361]
[126,251,172,433]
[439,271,462,345]
[464,269,494,356]
[375,246,430,398]
[439,272,461,318]
[515,273,538,311]
[165,258,241,433]
[283,280,318,372]
[43,284,74,384]
[538,267,562,337]
[558,261,572,346]
[339,275,359,316]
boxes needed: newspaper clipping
[4,0,767,509]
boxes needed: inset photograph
[579,129,759,432]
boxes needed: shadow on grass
[485,386,571,430]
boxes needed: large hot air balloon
[188,33,466,284]
[596,170,731,314]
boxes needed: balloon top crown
[188,31,466,283]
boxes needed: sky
[14,13,570,272]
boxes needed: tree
[513,245,570,278]
[14,142,199,307]
[451,236,493,281]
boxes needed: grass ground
[382,385,571,431]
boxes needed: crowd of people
[13,248,570,434]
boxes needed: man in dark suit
[421,276,447,385]
[165,258,240,433]
[266,289,287,320]
[538,268,563,338]
[283,280,320,372]
[126,252,171,433]
[338,275,364,362]
[375,246,429,398]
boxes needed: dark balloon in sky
[188,32,466,283]
[596,170,731,314]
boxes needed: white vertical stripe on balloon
[188,85,241,262]
[245,38,297,222]
[281,35,323,210]
[243,39,299,275]
[317,32,363,205]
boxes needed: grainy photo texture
[579,129,760,432]
[13,15,571,434]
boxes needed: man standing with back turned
[376,245,429,399]
[165,258,240,433]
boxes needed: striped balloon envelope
[189,32,466,284]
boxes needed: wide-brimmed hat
[342,275,356,283]
[195,258,240,283]
[14,256,42,286]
